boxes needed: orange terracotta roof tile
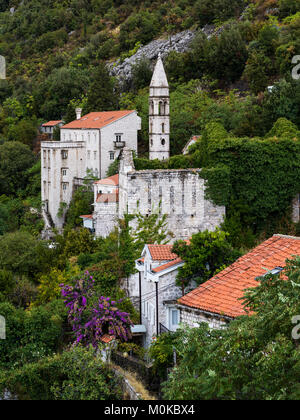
[80,215,93,219]
[42,120,62,127]
[100,334,115,344]
[62,111,135,129]
[94,174,119,186]
[178,234,300,319]
[147,244,178,261]
[152,258,183,273]
[96,190,119,203]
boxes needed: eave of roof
[62,110,135,129]
[178,234,300,319]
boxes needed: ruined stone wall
[125,169,225,241]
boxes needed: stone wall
[125,168,225,241]
[179,306,230,330]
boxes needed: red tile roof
[178,235,300,319]
[42,120,62,127]
[96,190,119,203]
[152,257,183,273]
[94,174,119,186]
[62,111,135,129]
[147,244,178,261]
[100,334,115,344]
[80,215,93,219]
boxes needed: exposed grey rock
[108,30,196,83]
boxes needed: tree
[133,211,169,253]
[1,345,122,400]
[65,186,94,229]
[243,52,272,95]
[131,57,153,91]
[0,142,35,196]
[0,231,40,276]
[86,63,118,112]
[172,229,240,290]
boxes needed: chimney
[75,108,82,120]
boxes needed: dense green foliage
[1,0,300,401]
[0,345,122,400]
[158,257,300,400]
[173,229,241,288]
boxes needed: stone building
[91,147,225,240]
[41,110,141,229]
[89,55,225,240]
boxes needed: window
[110,152,115,160]
[162,123,165,133]
[62,183,68,191]
[94,151,97,160]
[61,150,68,159]
[150,101,154,115]
[62,169,67,176]
[87,151,91,160]
[171,309,179,326]
[115,134,122,142]
[169,308,179,331]
[161,139,166,146]
[149,304,155,326]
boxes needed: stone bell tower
[149,54,170,161]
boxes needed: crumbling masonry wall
[123,169,225,241]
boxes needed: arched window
[150,101,154,115]
[164,101,168,114]
[162,123,165,133]
[161,139,166,146]
[150,122,153,133]
[159,101,164,116]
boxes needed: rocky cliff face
[108,23,230,84]
[108,30,196,83]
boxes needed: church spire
[149,54,170,161]
[150,53,169,89]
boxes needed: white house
[130,244,190,348]
[41,120,64,139]
[41,110,141,230]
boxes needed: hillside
[0,0,300,242]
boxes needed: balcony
[114,140,126,149]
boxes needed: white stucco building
[41,110,141,229]
[41,120,64,139]
[131,244,187,348]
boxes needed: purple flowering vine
[60,272,133,348]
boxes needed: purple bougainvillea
[60,272,133,348]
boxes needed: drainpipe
[139,271,142,324]
[156,282,159,336]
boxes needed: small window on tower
[150,139,153,147]
[161,139,166,146]
[110,152,115,160]
[162,123,165,133]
